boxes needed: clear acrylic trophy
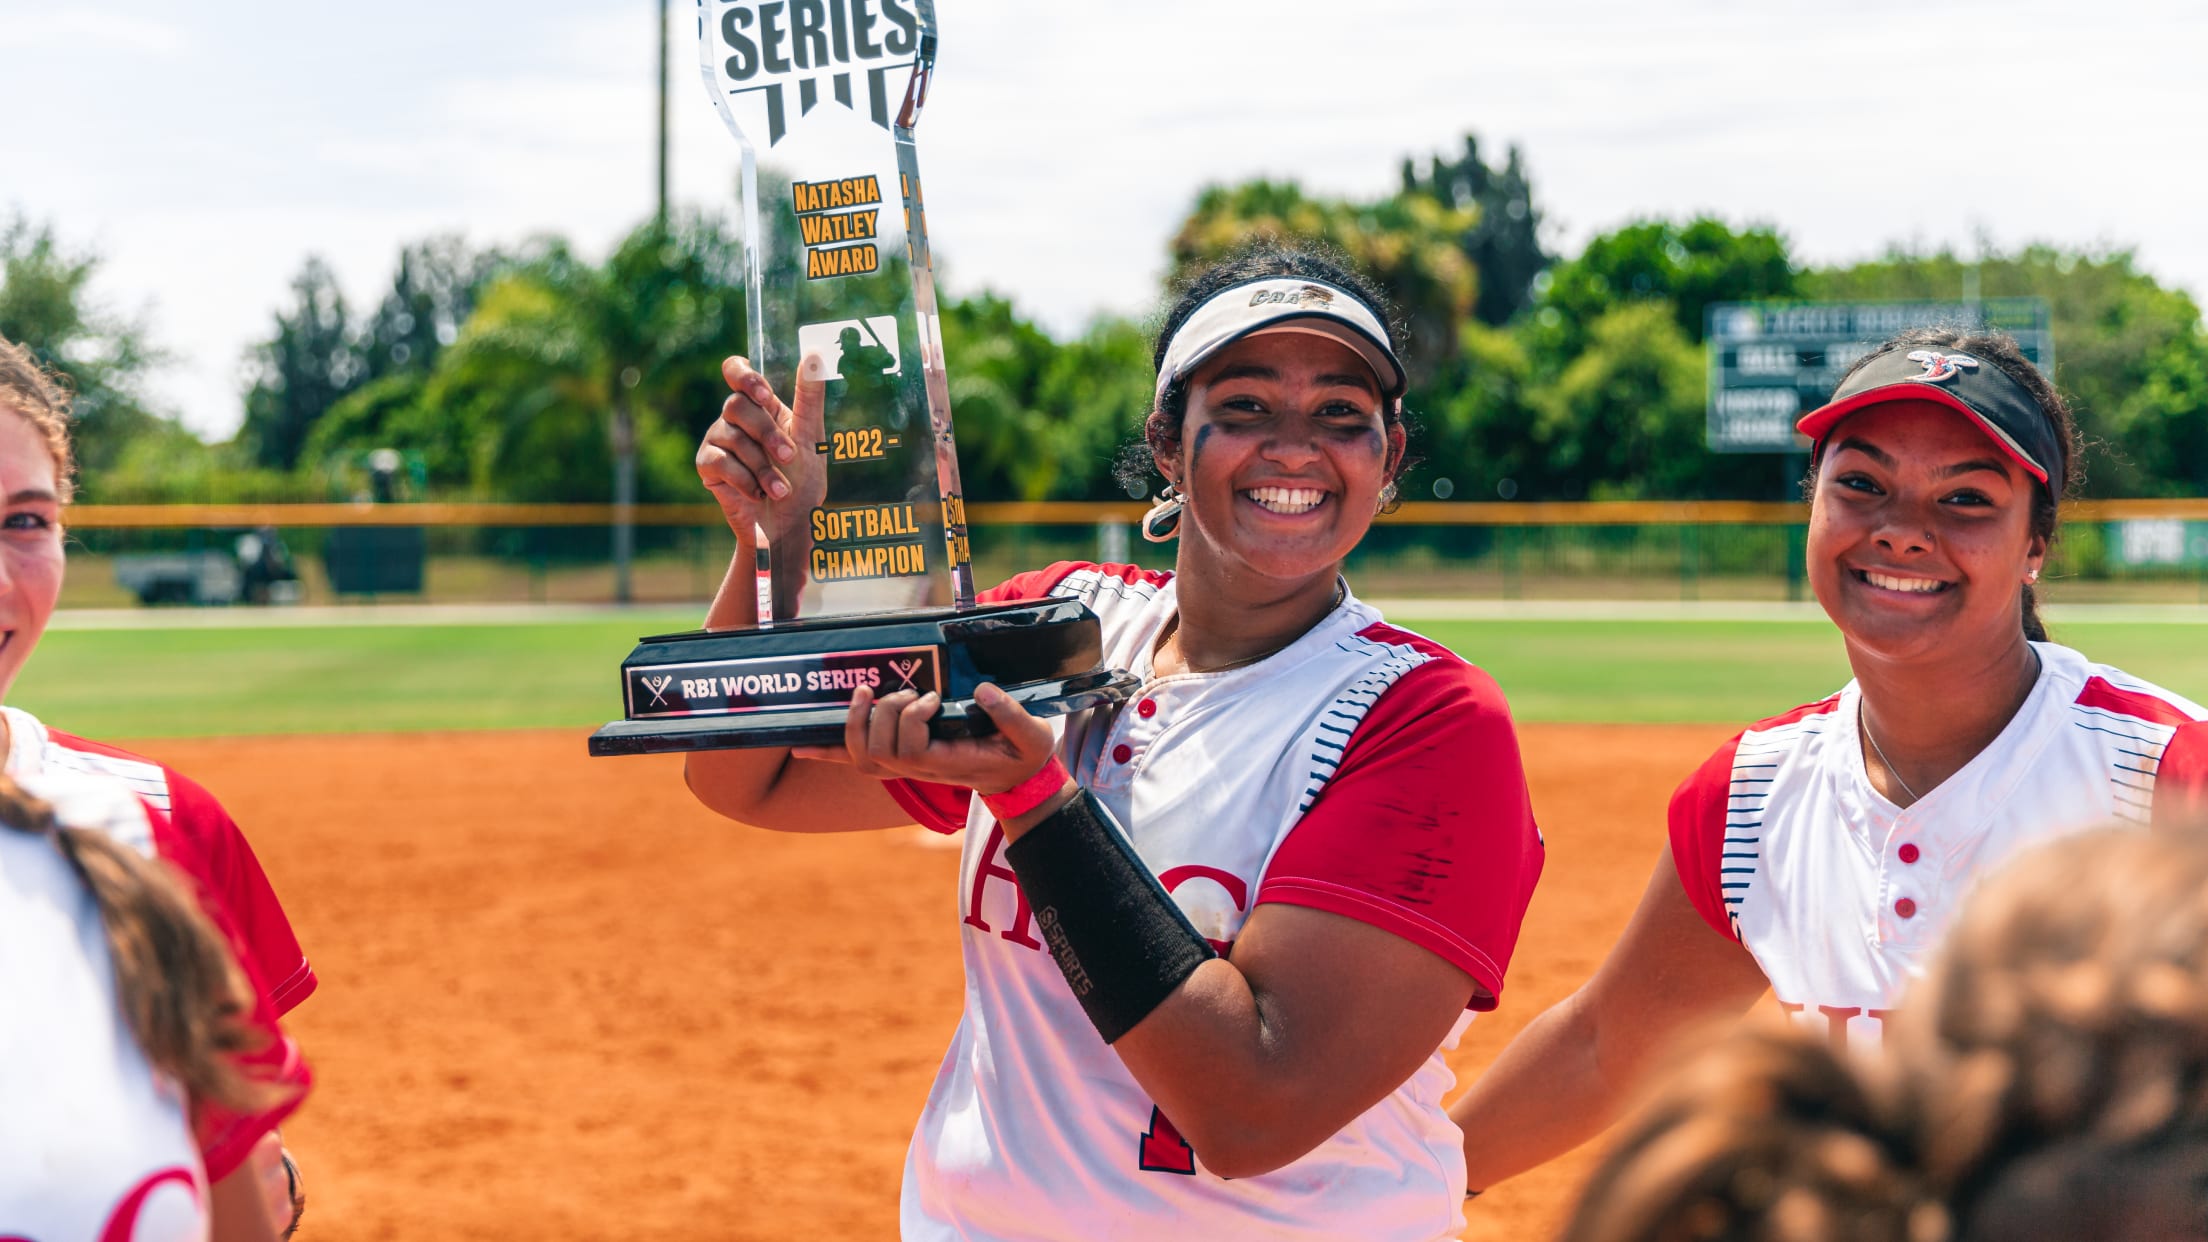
[590,0,1135,755]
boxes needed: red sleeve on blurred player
[148,805,312,1182]
[2156,719,2208,829]
[881,562,1148,834]
[50,731,318,1014]
[1256,632,1546,1011]
[1669,734,1747,942]
[160,767,318,1013]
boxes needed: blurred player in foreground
[1554,825,2208,1242]
[0,336,317,1235]
[1449,327,2208,1195]
[684,242,1545,1239]
[0,767,308,1241]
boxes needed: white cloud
[0,10,193,57]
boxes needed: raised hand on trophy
[699,354,828,526]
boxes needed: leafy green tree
[1411,321,1543,501]
[240,257,362,471]
[1168,180,1479,384]
[1402,135,1550,327]
[1033,317,1157,500]
[936,295,1151,502]
[356,237,509,385]
[1804,246,2208,497]
[1538,217,1798,362]
[0,214,168,482]
[414,213,746,597]
[1530,302,1708,499]
[938,292,1063,502]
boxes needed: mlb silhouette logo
[797,316,902,380]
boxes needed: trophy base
[587,600,1139,756]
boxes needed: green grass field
[13,614,2206,739]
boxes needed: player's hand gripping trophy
[591,0,1134,756]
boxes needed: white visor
[1154,277,1406,404]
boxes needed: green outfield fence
[56,499,2208,610]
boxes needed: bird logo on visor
[1906,350,1981,384]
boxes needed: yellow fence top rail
[58,498,2208,529]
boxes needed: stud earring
[1142,482,1185,543]
[2027,568,2041,584]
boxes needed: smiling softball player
[686,242,1545,1240]
[1447,327,2208,1196]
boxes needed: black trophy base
[587,599,1138,756]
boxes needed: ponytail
[0,775,283,1115]
[2020,585,2048,644]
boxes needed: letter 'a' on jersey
[882,562,1545,1241]
[1670,643,2208,1051]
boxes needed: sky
[5,0,2204,440]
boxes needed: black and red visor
[1795,347,2061,485]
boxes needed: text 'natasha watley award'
[589,0,1135,755]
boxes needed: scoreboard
[1705,298,2053,453]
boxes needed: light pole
[657,0,670,228]
[615,0,671,606]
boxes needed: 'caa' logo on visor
[1249,285,1336,311]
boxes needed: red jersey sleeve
[164,769,317,1014]
[1256,643,1545,1011]
[882,562,1170,833]
[48,730,318,1014]
[2155,719,2208,830]
[149,807,312,1182]
[1668,735,1748,942]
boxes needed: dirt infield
[140,722,1739,1240]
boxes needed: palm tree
[442,213,746,600]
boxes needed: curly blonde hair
[0,334,79,502]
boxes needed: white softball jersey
[0,770,209,1242]
[886,563,1546,1241]
[1673,642,2208,1050]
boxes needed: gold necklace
[1159,577,1347,675]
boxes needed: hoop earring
[1142,483,1185,543]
